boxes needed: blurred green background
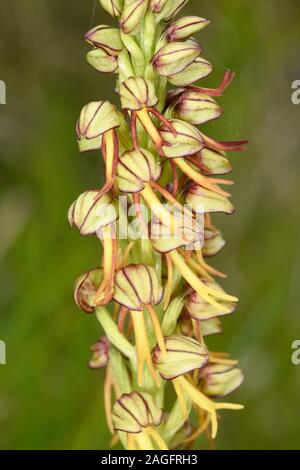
[1,0,300,450]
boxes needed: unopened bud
[68,190,117,235]
[86,48,119,74]
[116,149,161,193]
[153,41,201,78]
[168,57,213,87]
[158,0,188,22]
[174,91,223,126]
[120,0,148,36]
[186,279,237,321]
[161,119,205,158]
[199,364,244,398]
[186,184,235,214]
[74,268,103,313]
[120,76,158,111]
[113,264,163,311]
[76,101,121,153]
[99,0,124,18]
[89,337,110,368]
[113,392,164,433]
[85,25,123,56]
[166,16,210,41]
[152,335,209,380]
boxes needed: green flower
[120,76,158,111]
[86,48,119,74]
[168,57,213,87]
[74,268,103,314]
[161,119,205,158]
[114,264,163,311]
[152,41,201,77]
[196,148,232,176]
[112,391,164,433]
[186,279,237,321]
[173,91,223,126]
[120,0,149,35]
[116,148,161,193]
[199,364,244,398]
[152,335,209,380]
[185,184,235,215]
[68,190,117,236]
[85,25,123,56]
[165,16,210,41]
[69,192,118,306]
[76,101,121,153]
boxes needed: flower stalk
[69,0,246,450]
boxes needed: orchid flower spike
[69,0,247,450]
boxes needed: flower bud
[86,48,119,74]
[76,101,121,153]
[85,25,123,56]
[168,57,213,87]
[116,149,161,193]
[203,228,226,257]
[89,337,110,368]
[186,279,237,321]
[199,364,244,398]
[152,335,209,380]
[166,16,210,41]
[150,0,168,13]
[74,268,103,313]
[119,77,158,111]
[120,0,148,36]
[112,392,164,433]
[99,0,124,18]
[152,41,201,78]
[185,184,235,214]
[198,147,232,176]
[161,119,205,158]
[158,0,188,22]
[174,91,223,126]
[68,190,117,235]
[113,264,163,311]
